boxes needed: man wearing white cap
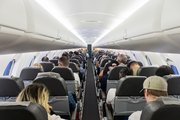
[128,76,168,120]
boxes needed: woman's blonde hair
[33,63,43,69]
[16,83,50,114]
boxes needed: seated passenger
[33,63,43,69]
[58,56,81,95]
[53,56,60,59]
[101,63,117,92]
[106,67,133,110]
[42,56,50,62]
[128,76,168,120]
[16,83,65,120]
[128,61,140,76]
[73,60,85,81]
[155,65,174,77]
[117,54,127,66]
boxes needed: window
[145,55,152,65]
[29,56,36,67]
[3,59,15,76]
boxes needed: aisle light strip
[35,0,87,45]
[93,0,149,45]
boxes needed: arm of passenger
[68,92,76,112]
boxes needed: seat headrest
[20,67,43,81]
[70,59,80,67]
[0,102,48,120]
[69,62,79,72]
[137,61,143,67]
[50,59,58,66]
[103,60,119,76]
[137,66,158,77]
[116,76,146,96]
[100,58,113,67]
[0,77,24,97]
[108,66,127,80]
[163,75,180,95]
[40,62,54,72]
[141,96,180,120]
[34,72,68,96]
[52,67,75,80]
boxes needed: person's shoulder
[128,111,142,120]
[50,114,63,120]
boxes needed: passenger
[101,63,117,92]
[69,51,73,58]
[117,54,127,66]
[106,67,133,110]
[16,83,65,120]
[73,60,85,81]
[155,65,174,77]
[58,56,81,95]
[42,56,50,62]
[33,63,43,69]
[62,52,69,58]
[53,56,59,59]
[128,61,140,76]
[128,76,168,120]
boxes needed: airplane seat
[69,62,79,74]
[20,67,43,87]
[137,66,158,77]
[140,96,180,120]
[34,72,72,119]
[163,75,180,99]
[0,102,48,120]
[107,76,146,119]
[70,59,81,68]
[106,66,127,93]
[40,62,54,72]
[112,55,117,60]
[52,67,76,97]
[99,58,113,72]
[103,60,119,77]
[0,77,24,102]
[50,59,58,66]
[137,61,143,67]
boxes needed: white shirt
[74,73,81,95]
[49,114,65,120]
[128,111,142,120]
[106,88,116,110]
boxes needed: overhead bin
[161,0,180,45]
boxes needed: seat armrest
[76,89,82,101]
[101,89,106,101]
[71,104,77,120]
[105,104,113,120]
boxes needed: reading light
[35,0,87,45]
[93,0,149,45]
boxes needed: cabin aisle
[82,59,100,120]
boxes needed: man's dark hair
[74,51,79,56]
[53,56,59,59]
[42,56,49,62]
[69,51,73,54]
[59,56,69,66]
[155,65,174,77]
[119,67,133,78]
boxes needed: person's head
[58,56,69,67]
[74,51,79,56]
[42,56,49,62]
[53,56,59,60]
[69,51,73,55]
[155,65,174,77]
[72,60,80,71]
[119,67,133,78]
[117,54,127,64]
[128,61,140,69]
[16,83,50,113]
[33,63,43,69]
[141,76,168,103]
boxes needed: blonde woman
[16,83,64,120]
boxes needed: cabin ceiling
[37,0,146,44]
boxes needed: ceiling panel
[41,0,143,44]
